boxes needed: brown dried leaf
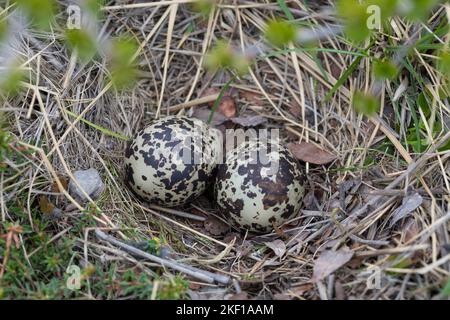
[217,96,236,118]
[51,176,68,193]
[311,249,353,282]
[191,107,228,126]
[39,196,55,215]
[223,232,242,244]
[204,88,236,118]
[390,193,423,227]
[288,142,337,165]
[264,239,286,258]
[204,216,230,236]
[230,115,267,127]
[289,101,302,118]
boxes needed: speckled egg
[124,116,221,207]
[214,139,304,233]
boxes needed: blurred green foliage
[205,40,249,75]
[337,0,372,43]
[14,0,57,30]
[373,59,398,80]
[85,0,105,16]
[264,19,296,47]
[0,19,8,41]
[352,91,380,115]
[65,29,97,62]
[191,0,215,17]
[109,37,139,89]
[0,66,25,95]
[403,0,441,21]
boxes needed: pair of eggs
[124,116,304,233]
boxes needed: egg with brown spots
[124,116,222,207]
[215,139,304,233]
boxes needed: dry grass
[0,1,449,299]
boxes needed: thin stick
[95,229,230,284]
[168,94,219,112]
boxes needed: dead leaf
[204,216,230,236]
[390,193,423,227]
[289,102,302,118]
[39,196,55,215]
[230,115,267,127]
[403,219,419,243]
[191,107,228,126]
[217,96,236,118]
[264,239,286,258]
[51,176,68,193]
[224,232,242,244]
[311,249,353,282]
[288,142,337,165]
[203,88,236,118]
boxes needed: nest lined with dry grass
[1,1,449,300]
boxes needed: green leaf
[438,50,450,76]
[373,59,398,80]
[276,0,295,21]
[352,91,380,115]
[264,19,297,48]
[324,55,364,101]
[65,29,97,62]
[14,0,56,30]
[441,279,450,297]
[65,110,129,141]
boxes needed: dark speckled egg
[124,116,221,207]
[214,139,304,233]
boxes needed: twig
[95,229,230,285]
[168,94,219,112]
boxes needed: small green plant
[157,275,189,300]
